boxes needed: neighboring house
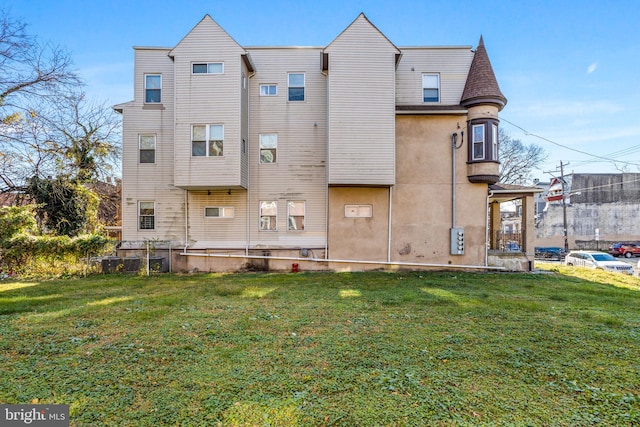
[536,173,640,249]
[115,13,531,272]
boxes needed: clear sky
[5,0,640,182]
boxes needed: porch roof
[489,183,543,203]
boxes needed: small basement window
[204,207,234,218]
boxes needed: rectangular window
[492,124,499,160]
[145,74,161,103]
[260,84,278,96]
[139,201,155,230]
[192,63,224,74]
[259,133,277,163]
[472,124,485,160]
[287,201,305,231]
[288,73,305,101]
[205,207,234,218]
[422,74,439,102]
[259,201,277,231]
[139,135,156,164]
[345,204,373,218]
[192,125,224,157]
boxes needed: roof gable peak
[170,14,244,56]
[325,13,400,54]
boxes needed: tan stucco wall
[325,115,491,269]
[327,187,390,262]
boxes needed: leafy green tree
[27,177,100,236]
[0,10,120,239]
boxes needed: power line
[499,116,640,168]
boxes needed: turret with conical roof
[462,36,505,185]
[461,36,507,110]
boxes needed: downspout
[451,132,463,228]
[452,134,456,229]
[387,186,393,262]
[246,156,250,257]
[324,62,330,261]
[246,73,251,258]
[184,189,189,252]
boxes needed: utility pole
[544,161,570,252]
[560,161,569,252]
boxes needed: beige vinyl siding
[171,16,246,189]
[325,15,398,186]
[186,190,248,249]
[246,47,327,249]
[121,48,185,243]
[396,47,474,106]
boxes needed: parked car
[565,250,634,275]
[534,246,566,260]
[505,241,521,252]
[608,242,640,258]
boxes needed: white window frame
[492,123,499,160]
[139,134,156,164]
[260,84,278,96]
[204,207,234,218]
[144,74,161,103]
[138,201,155,230]
[472,124,485,160]
[345,204,373,218]
[192,124,224,157]
[259,201,277,231]
[259,133,277,163]
[192,62,224,74]
[287,201,305,231]
[422,74,440,103]
[288,73,305,101]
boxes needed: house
[114,13,532,272]
[536,173,640,249]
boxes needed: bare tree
[0,9,80,114]
[1,89,121,186]
[498,128,548,185]
[47,91,121,182]
[0,10,120,192]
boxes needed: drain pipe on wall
[180,250,505,271]
[387,186,393,263]
[451,130,464,229]
[184,189,189,252]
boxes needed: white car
[565,250,634,275]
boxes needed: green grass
[1,267,639,426]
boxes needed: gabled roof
[169,14,244,57]
[324,13,401,67]
[461,36,507,110]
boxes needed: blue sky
[6,0,640,181]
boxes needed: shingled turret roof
[461,36,507,110]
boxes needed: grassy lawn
[1,266,639,426]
